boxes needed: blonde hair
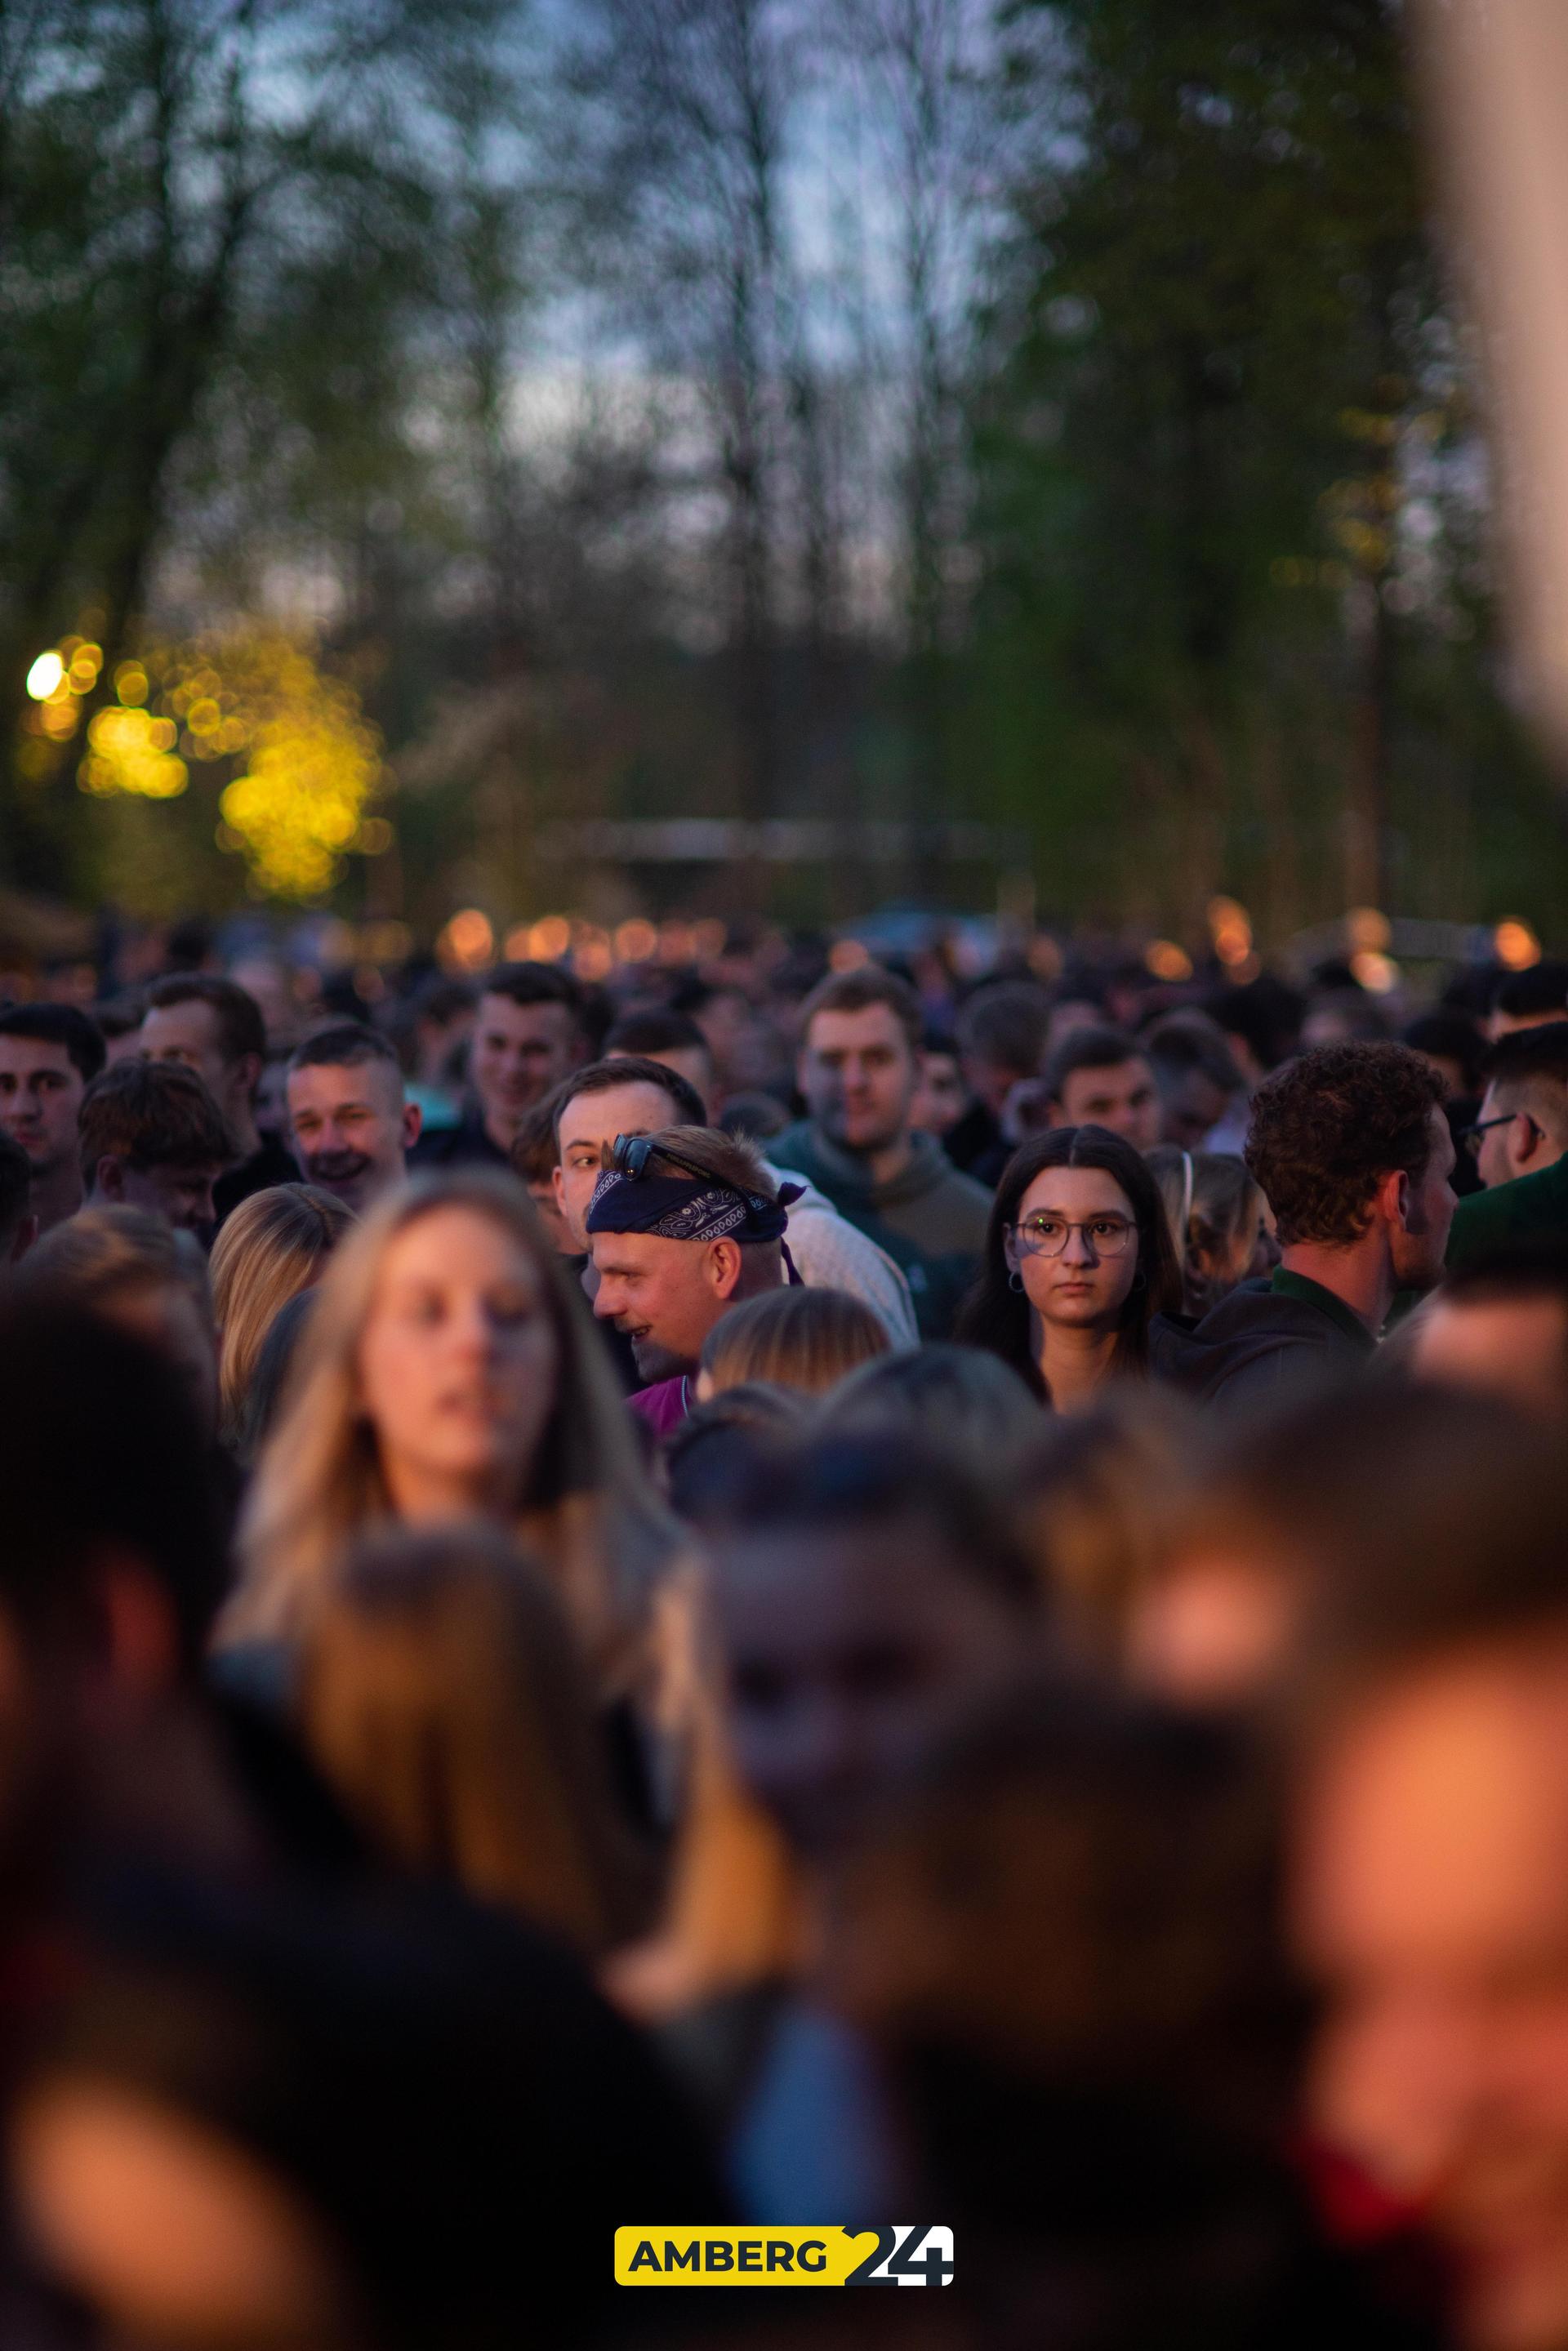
[227,1171,674,1691]
[699,1285,890,1397]
[1146,1149,1264,1317]
[298,1522,655,1953]
[209,1183,354,1449]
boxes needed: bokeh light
[1206,895,1254,968]
[528,915,571,961]
[24,651,64,700]
[438,909,495,970]
[1494,919,1541,971]
[1145,939,1194,982]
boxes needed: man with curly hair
[1152,1042,1456,1405]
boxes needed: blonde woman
[226,1171,675,1709]
[209,1183,354,1450]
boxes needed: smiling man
[285,1024,421,1213]
[771,968,989,1339]
[587,1126,799,1432]
[416,963,587,1170]
[0,1005,106,1234]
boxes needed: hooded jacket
[768,1122,991,1338]
[1150,1268,1376,1408]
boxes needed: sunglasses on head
[608,1133,772,1214]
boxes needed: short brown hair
[1244,1043,1445,1248]
[146,973,266,1066]
[548,1055,705,1147]
[78,1059,236,1185]
[798,966,922,1053]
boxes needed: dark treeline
[2,0,1564,937]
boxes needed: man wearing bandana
[586,1125,802,1433]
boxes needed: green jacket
[768,1122,992,1339]
[1446,1155,1568,1272]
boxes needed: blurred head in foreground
[707,1432,1045,1860]
[10,1872,719,2351]
[1405,1250,1568,1417]
[1270,1400,1568,2351]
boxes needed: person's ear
[401,1100,423,1151]
[1002,1225,1021,1281]
[96,1154,126,1203]
[1376,1164,1412,1233]
[710,1237,744,1300]
[1516,1114,1544,1173]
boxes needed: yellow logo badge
[614,2225,954,2286]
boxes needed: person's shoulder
[1448,1154,1568,1270]
[1150,1281,1357,1405]
[766,1120,817,1173]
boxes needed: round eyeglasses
[1011,1212,1136,1258]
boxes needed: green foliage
[968,0,1568,937]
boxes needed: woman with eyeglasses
[957,1128,1183,1410]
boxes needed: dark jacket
[1446,1151,1568,1272]
[768,1122,991,1339]
[408,1101,513,1174]
[1150,1268,1376,1407]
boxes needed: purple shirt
[628,1375,691,1436]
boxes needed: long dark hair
[956,1127,1183,1397]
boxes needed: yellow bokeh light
[69,631,381,895]
[81,704,188,799]
[25,652,64,700]
[1494,919,1541,972]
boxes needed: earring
[1009,1270,1024,1293]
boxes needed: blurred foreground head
[1129,1387,1552,1715]
[1404,1249,1568,1417]
[1266,1396,1568,2351]
[706,1432,1045,1860]
[823,1680,1426,2350]
[0,1298,225,1879]
[10,1872,719,2351]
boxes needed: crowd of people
[0,919,1567,2347]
